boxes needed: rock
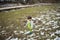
[46,39,50,40]
[19,39,21,40]
[45,28,48,31]
[10,38,18,40]
[30,33,35,37]
[24,31,30,35]
[57,17,60,19]
[1,30,6,33]
[42,21,46,24]
[32,18,36,20]
[51,33,55,37]
[52,27,56,29]
[54,36,60,40]
[19,31,24,34]
[6,35,13,40]
[28,39,31,40]
[56,13,60,16]
[37,18,41,20]
[35,26,38,28]
[0,26,2,28]
[40,32,44,35]
[55,30,60,34]
[48,28,51,30]
[41,27,45,30]
[14,31,19,35]
[55,26,59,28]
[14,31,17,33]
[30,38,36,40]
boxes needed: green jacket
[26,20,33,32]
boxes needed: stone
[19,31,24,34]
[55,30,60,34]
[10,38,18,40]
[46,39,50,40]
[51,33,55,37]
[40,32,44,35]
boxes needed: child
[25,16,34,35]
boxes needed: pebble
[24,31,30,35]
[46,39,50,40]
[1,30,6,33]
[14,31,17,33]
[0,26,2,28]
[56,13,60,16]
[10,38,18,40]
[54,36,60,40]
[51,33,55,37]
[52,27,56,29]
[48,28,51,30]
[55,30,60,34]
[45,28,48,31]
[32,18,36,20]
[40,32,44,35]
[41,27,45,30]
[19,31,24,34]
[37,18,41,20]
[30,33,35,37]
